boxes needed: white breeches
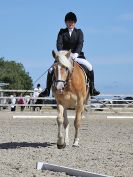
[48,58,93,73]
[74,58,93,71]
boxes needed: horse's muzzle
[54,80,66,91]
[56,89,64,94]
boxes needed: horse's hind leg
[57,104,66,149]
[63,109,69,145]
[73,98,84,147]
[84,88,90,112]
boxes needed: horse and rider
[38,12,100,148]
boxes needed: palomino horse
[52,50,89,149]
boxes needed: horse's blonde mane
[57,51,73,72]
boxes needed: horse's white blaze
[57,65,64,90]
[58,65,61,80]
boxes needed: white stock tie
[69,29,73,37]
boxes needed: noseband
[53,63,72,92]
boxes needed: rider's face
[65,20,76,29]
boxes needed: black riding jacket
[56,28,85,59]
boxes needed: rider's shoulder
[75,28,83,33]
[59,28,68,33]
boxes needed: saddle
[77,63,90,86]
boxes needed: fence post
[0,90,3,110]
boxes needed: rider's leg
[74,58,100,96]
[40,69,53,97]
[89,70,100,96]
[74,57,93,71]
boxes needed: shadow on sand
[0,141,56,149]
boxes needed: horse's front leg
[57,104,66,149]
[73,99,84,147]
[63,109,69,145]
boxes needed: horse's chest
[57,93,77,108]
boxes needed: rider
[43,12,100,96]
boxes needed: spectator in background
[10,94,16,111]
[25,93,33,111]
[33,84,43,111]
[33,84,42,102]
[18,93,25,111]
[24,94,31,105]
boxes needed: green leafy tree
[0,58,33,90]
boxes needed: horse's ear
[66,49,71,58]
[52,50,56,59]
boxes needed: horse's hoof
[72,144,79,147]
[73,138,79,147]
[57,143,66,149]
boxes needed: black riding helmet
[65,12,77,23]
[37,83,40,88]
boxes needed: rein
[53,61,74,91]
[54,79,67,89]
[23,65,53,96]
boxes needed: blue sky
[0,0,133,94]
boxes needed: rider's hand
[70,53,79,60]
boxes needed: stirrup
[91,89,100,96]
[40,88,50,97]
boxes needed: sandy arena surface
[0,111,133,177]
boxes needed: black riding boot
[40,71,53,97]
[89,70,100,96]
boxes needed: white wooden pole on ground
[107,116,133,119]
[13,115,75,119]
[36,162,114,177]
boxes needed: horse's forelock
[58,52,73,72]
[58,50,68,56]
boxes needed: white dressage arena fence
[0,89,133,114]
[107,115,133,119]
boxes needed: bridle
[52,62,73,92]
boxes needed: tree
[0,58,33,90]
